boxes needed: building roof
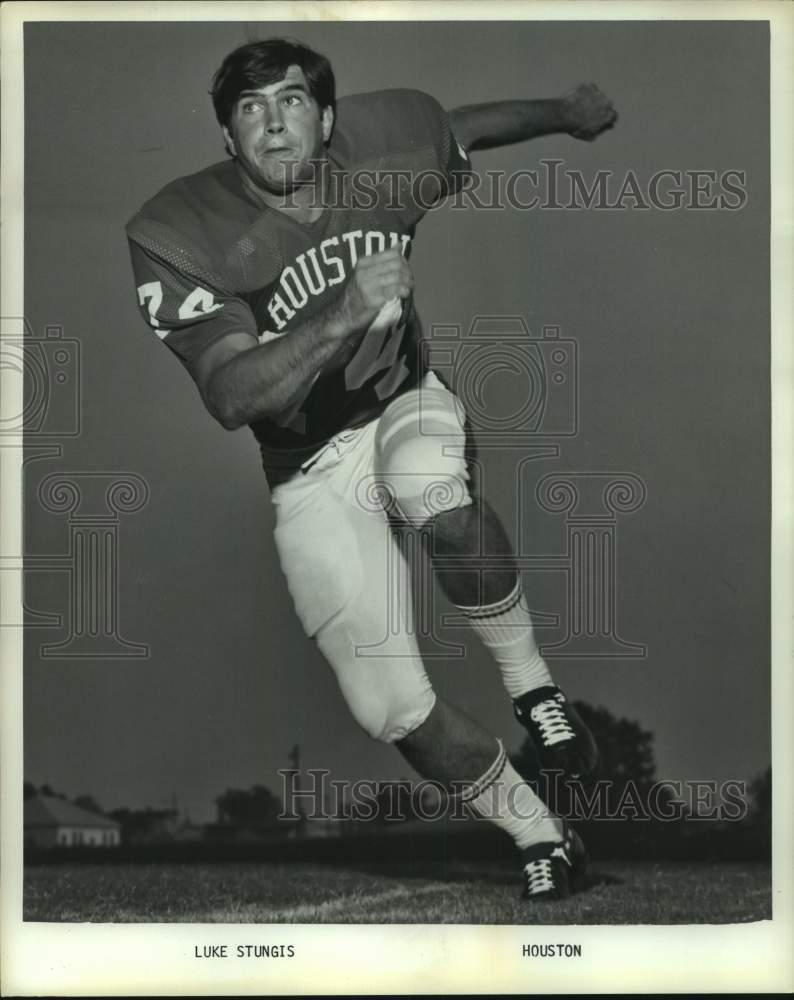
[24,795,120,829]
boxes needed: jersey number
[344,298,410,399]
[137,282,167,339]
[275,299,410,436]
[137,281,220,339]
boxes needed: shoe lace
[524,858,556,895]
[530,696,576,748]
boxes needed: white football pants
[270,372,472,743]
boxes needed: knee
[374,388,472,525]
[342,682,437,744]
[375,689,437,743]
[317,619,437,743]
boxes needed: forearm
[203,247,412,430]
[449,99,570,152]
[207,297,358,429]
[449,85,617,152]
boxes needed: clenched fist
[340,248,414,332]
[561,83,618,141]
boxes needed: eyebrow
[236,83,310,101]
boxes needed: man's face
[223,65,333,196]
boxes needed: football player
[127,38,616,900]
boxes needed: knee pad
[374,385,472,526]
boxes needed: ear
[222,125,237,157]
[321,106,334,143]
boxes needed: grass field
[24,859,771,924]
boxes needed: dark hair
[210,38,336,129]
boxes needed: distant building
[24,795,120,848]
[108,807,180,845]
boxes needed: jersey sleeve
[383,88,472,198]
[333,89,473,212]
[127,230,259,374]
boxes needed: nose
[264,103,286,134]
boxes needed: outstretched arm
[448,83,617,152]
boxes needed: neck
[237,160,328,223]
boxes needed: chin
[261,165,304,189]
[246,171,290,197]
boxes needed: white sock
[462,740,562,849]
[458,578,553,699]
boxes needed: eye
[282,94,303,107]
[241,100,263,114]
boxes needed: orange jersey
[126,89,470,460]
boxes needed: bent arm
[194,247,413,430]
[449,84,617,152]
[196,296,357,430]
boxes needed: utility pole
[288,744,307,833]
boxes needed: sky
[21,19,770,823]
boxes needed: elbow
[205,378,283,431]
[212,396,248,432]
[216,409,245,432]
[204,375,247,431]
[203,361,286,430]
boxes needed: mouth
[260,145,294,158]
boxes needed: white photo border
[1,1,792,995]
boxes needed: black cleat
[513,685,599,780]
[520,822,588,901]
